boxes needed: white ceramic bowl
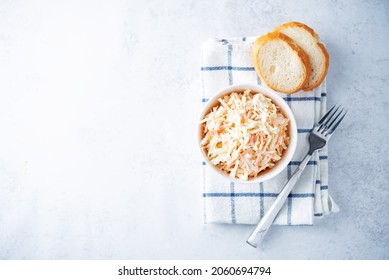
[198,84,297,183]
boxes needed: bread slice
[252,32,311,94]
[273,22,329,91]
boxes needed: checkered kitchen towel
[201,37,339,225]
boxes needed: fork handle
[246,153,312,248]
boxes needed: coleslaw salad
[200,88,291,181]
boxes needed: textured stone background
[0,0,388,259]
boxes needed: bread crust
[274,21,320,40]
[303,42,330,91]
[273,21,330,90]
[252,31,311,94]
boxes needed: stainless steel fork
[246,105,347,248]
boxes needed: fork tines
[317,105,347,136]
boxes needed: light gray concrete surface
[0,0,388,259]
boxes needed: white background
[0,0,388,259]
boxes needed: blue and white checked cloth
[201,37,339,225]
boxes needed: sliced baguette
[273,22,329,91]
[252,32,311,94]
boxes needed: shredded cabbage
[200,89,290,181]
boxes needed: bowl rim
[198,83,298,184]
